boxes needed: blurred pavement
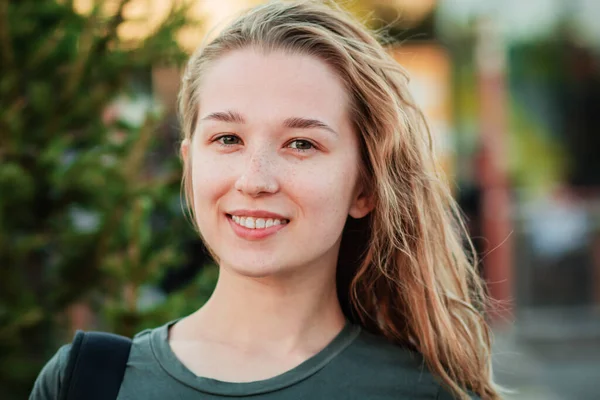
[492,310,600,400]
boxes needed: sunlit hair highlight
[178,1,501,398]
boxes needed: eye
[288,139,315,152]
[214,134,242,146]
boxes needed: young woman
[32,1,501,399]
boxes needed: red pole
[475,17,514,324]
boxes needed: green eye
[289,140,314,151]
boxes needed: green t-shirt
[30,320,477,399]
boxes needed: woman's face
[184,48,372,278]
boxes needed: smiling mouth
[227,214,290,230]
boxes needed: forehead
[197,48,350,126]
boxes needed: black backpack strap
[61,330,133,400]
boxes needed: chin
[225,263,292,279]
[221,254,292,278]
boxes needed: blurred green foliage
[0,1,215,398]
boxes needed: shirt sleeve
[29,344,72,400]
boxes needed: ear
[349,186,375,219]
[180,138,190,161]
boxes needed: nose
[234,151,279,197]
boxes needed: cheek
[292,155,360,226]
[190,151,234,215]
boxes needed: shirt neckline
[149,319,361,396]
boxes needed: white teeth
[230,215,287,229]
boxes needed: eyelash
[213,134,317,152]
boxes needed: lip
[225,211,289,241]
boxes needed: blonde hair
[178,1,500,399]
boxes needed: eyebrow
[201,110,245,124]
[200,110,338,136]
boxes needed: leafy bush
[0,1,212,397]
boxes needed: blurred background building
[2,0,600,399]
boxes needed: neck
[183,261,346,355]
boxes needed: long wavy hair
[178,1,500,399]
